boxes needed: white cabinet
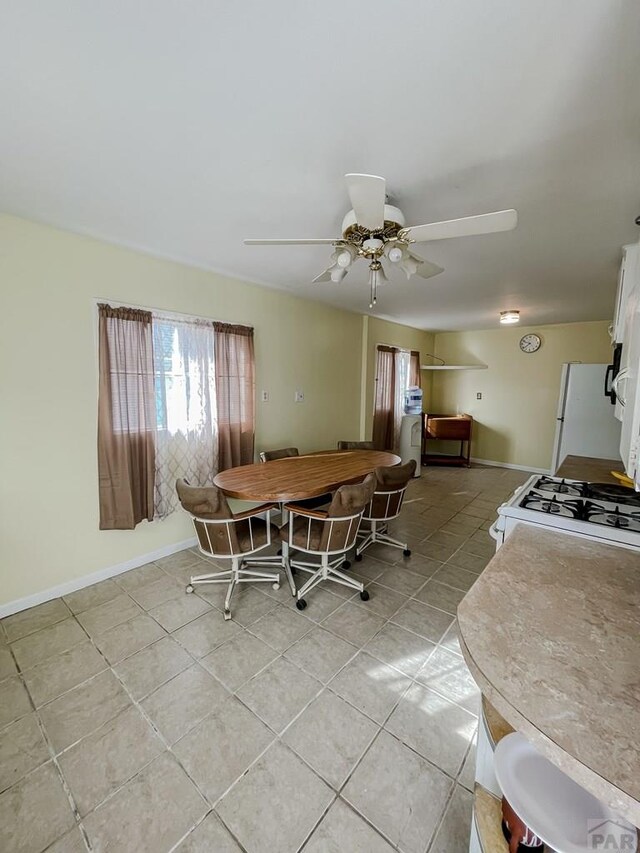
[613,243,640,345]
[616,244,640,482]
[617,286,640,476]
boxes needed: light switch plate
[476,392,482,400]
[295,390,305,403]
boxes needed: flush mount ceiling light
[245,173,518,310]
[500,310,520,325]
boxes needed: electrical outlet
[476,392,482,400]
[261,390,269,402]
[294,390,305,403]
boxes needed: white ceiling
[1,0,639,330]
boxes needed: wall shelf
[421,364,487,370]
[421,354,487,370]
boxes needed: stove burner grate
[521,492,583,518]
[534,477,586,497]
[584,504,640,531]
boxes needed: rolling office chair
[354,460,417,561]
[258,447,332,579]
[280,473,376,610]
[337,440,376,450]
[176,479,292,620]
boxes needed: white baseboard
[0,537,198,619]
[470,457,551,475]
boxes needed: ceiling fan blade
[403,209,518,243]
[408,252,445,280]
[312,268,333,283]
[244,238,341,245]
[344,174,386,231]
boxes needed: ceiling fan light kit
[336,247,356,268]
[245,174,518,309]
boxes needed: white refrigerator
[551,363,622,473]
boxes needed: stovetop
[533,476,640,505]
[514,476,640,533]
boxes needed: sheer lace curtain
[393,349,411,450]
[153,316,219,519]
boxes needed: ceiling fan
[245,174,517,308]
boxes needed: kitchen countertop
[556,454,624,485]
[457,525,640,826]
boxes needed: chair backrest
[175,478,243,556]
[259,447,299,462]
[337,440,376,451]
[320,472,377,552]
[365,460,416,521]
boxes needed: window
[153,317,219,433]
[97,303,255,530]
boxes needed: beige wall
[362,316,435,439]
[430,321,613,470]
[0,214,366,606]
[3,212,609,607]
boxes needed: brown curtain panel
[372,345,397,451]
[97,304,156,529]
[214,322,256,469]
[410,350,421,388]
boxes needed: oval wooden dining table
[214,449,401,502]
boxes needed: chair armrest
[283,503,328,520]
[233,502,278,521]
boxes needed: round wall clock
[520,333,541,353]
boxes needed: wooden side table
[422,413,473,467]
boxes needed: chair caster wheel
[354,553,363,562]
[296,599,307,610]
[403,548,412,557]
[224,609,232,621]
[360,590,370,601]
[185,584,194,594]
[272,582,280,590]
[342,560,351,570]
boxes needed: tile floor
[0,465,532,853]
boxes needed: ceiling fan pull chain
[369,263,378,309]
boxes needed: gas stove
[491,475,640,551]
[533,475,640,506]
